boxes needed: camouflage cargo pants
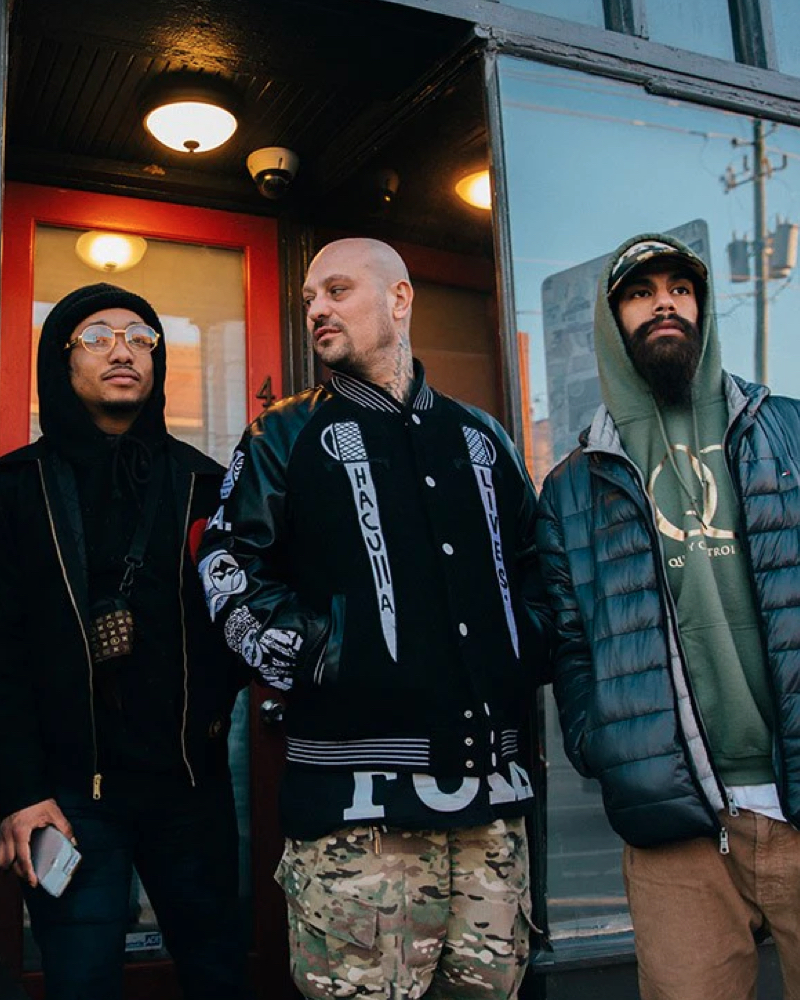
[275,817,532,999]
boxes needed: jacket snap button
[459,623,468,636]
[465,760,475,769]
[465,737,474,746]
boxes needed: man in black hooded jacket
[0,284,250,1000]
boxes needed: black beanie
[37,282,168,457]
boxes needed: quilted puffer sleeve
[535,473,594,776]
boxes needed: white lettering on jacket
[321,422,397,660]
[343,772,398,820]
[339,765,533,822]
[462,426,519,655]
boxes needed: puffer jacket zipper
[589,449,729,845]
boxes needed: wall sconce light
[455,169,492,211]
[142,73,240,154]
[75,231,148,273]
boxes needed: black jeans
[25,771,249,1000]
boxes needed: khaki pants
[623,810,800,1000]
[276,818,532,1000]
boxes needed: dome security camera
[246,147,299,200]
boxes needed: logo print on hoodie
[463,426,519,656]
[321,421,397,661]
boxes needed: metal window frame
[729,0,777,69]
[603,0,647,38]
[380,0,800,124]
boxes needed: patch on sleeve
[220,450,246,500]
[198,549,247,621]
[222,608,302,691]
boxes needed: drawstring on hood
[37,282,168,491]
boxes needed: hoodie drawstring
[652,399,709,529]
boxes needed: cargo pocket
[275,857,380,1000]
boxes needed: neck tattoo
[380,338,414,404]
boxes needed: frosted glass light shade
[75,232,148,273]
[144,100,237,153]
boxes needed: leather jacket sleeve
[505,435,556,681]
[535,473,593,776]
[197,412,330,691]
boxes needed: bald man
[199,239,553,1000]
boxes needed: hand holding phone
[30,825,82,897]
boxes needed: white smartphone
[30,825,82,897]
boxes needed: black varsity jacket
[199,363,553,785]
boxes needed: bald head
[302,238,415,399]
[310,237,409,285]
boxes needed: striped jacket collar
[329,358,435,413]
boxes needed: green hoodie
[594,232,773,786]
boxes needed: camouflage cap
[608,240,708,298]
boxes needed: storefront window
[498,56,800,947]
[504,0,603,28]
[645,0,734,59]
[772,0,800,77]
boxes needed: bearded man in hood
[0,284,250,1000]
[536,234,800,1000]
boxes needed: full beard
[627,316,701,407]
[312,311,395,379]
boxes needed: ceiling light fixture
[142,73,240,154]
[75,231,148,273]
[455,169,492,211]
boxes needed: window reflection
[645,0,734,59]
[498,56,800,944]
[772,0,800,77]
[31,227,247,466]
[503,0,603,28]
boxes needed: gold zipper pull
[372,826,382,855]
[92,773,103,800]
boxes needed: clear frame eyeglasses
[64,323,160,355]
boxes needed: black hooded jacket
[0,284,246,818]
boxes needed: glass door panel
[24,223,252,972]
[31,224,247,465]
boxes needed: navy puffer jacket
[536,374,800,848]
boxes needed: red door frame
[0,182,291,1000]
[0,182,282,453]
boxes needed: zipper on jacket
[591,456,728,829]
[719,826,730,854]
[178,474,197,788]
[726,789,739,817]
[38,462,103,801]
